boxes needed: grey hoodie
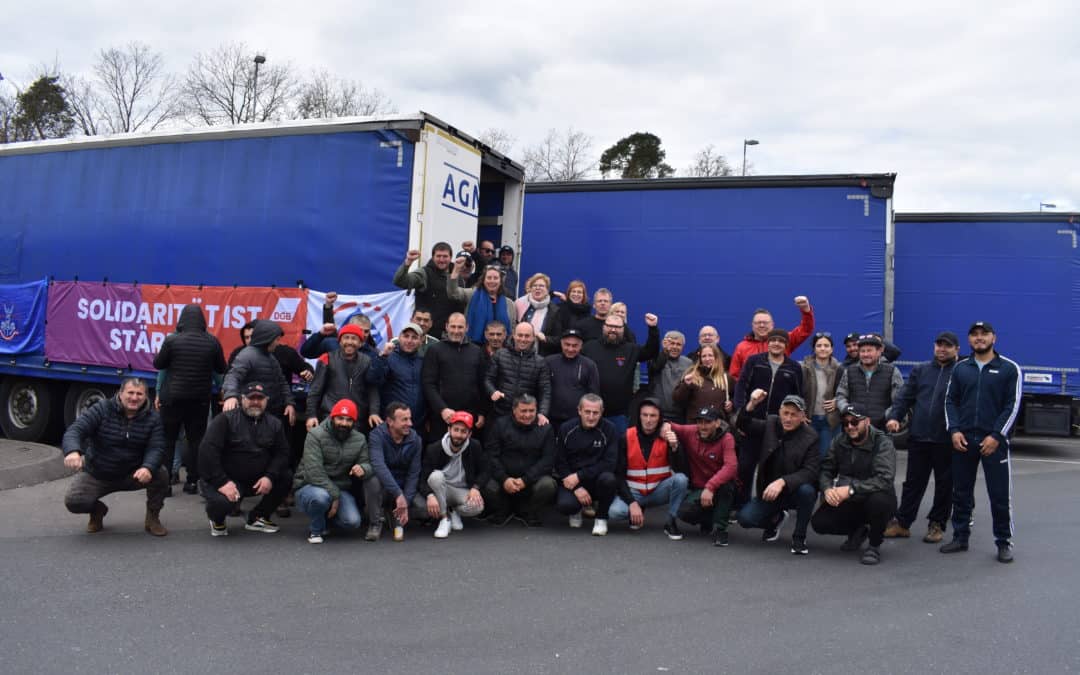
[222,319,294,412]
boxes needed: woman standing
[448,260,518,344]
[801,332,841,456]
[673,344,735,422]
[550,280,591,340]
[515,273,561,355]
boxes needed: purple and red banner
[46,282,307,371]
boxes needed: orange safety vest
[625,428,673,496]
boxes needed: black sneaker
[712,529,729,547]
[762,510,787,542]
[791,537,809,555]
[940,539,969,554]
[182,481,198,495]
[997,543,1014,563]
[860,545,882,565]
[664,518,684,541]
[840,525,869,552]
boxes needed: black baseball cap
[842,405,867,420]
[499,245,514,254]
[968,321,994,334]
[697,406,722,421]
[843,332,860,344]
[935,331,960,347]
[781,395,807,412]
[561,328,584,341]
[242,382,268,398]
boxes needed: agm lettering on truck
[441,162,480,217]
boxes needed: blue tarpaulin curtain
[0,278,47,355]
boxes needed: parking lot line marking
[1011,457,1080,465]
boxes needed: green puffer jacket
[293,418,372,499]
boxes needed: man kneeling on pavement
[811,405,897,564]
[199,382,293,536]
[62,377,169,536]
[416,411,486,539]
[736,391,820,555]
[608,397,689,540]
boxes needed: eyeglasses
[481,248,495,254]
[843,418,864,428]
[603,324,623,329]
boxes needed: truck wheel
[63,384,117,427]
[0,378,54,442]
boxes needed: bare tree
[91,43,178,133]
[0,91,18,143]
[478,127,515,155]
[685,144,734,177]
[63,74,102,136]
[293,70,396,119]
[522,127,596,182]
[181,42,297,125]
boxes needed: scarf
[522,294,550,332]
[466,289,510,343]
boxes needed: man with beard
[417,411,487,538]
[554,394,619,536]
[482,321,508,366]
[736,393,820,555]
[669,407,738,547]
[222,320,296,426]
[199,382,293,536]
[393,243,464,340]
[941,322,1021,564]
[422,313,488,442]
[486,322,551,424]
[834,333,904,430]
[582,312,660,436]
[728,297,814,379]
[61,378,169,536]
[306,324,379,435]
[483,395,557,526]
[811,406,897,565]
[608,398,689,539]
[293,399,372,544]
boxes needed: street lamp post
[742,139,759,176]
[1039,202,1057,212]
[252,54,266,123]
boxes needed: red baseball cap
[448,411,474,429]
[331,399,358,421]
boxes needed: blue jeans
[295,484,363,535]
[605,415,628,438]
[737,482,818,539]
[609,473,689,521]
[811,415,834,457]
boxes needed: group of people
[59,241,1022,565]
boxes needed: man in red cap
[293,398,372,544]
[306,323,380,435]
[417,411,487,538]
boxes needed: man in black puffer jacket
[485,322,551,422]
[482,394,557,526]
[222,320,295,424]
[62,378,169,536]
[153,304,227,493]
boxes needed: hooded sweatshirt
[222,319,294,413]
[153,304,227,403]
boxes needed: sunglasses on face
[481,248,495,254]
[843,418,864,428]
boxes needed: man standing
[199,382,293,536]
[834,333,904,430]
[574,288,614,342]
[61,378,168,536]
[393,243,463,340]
[152,304,227,495]
[728,297,814,379]
[483,394,557,526]
[941,322,1021,563]
[883,331,960,543]
[609,398,689,539]
[497,245,518,297]
[305,324,379,434]
[647,330,693,424]
[582,312,659,435]
[736,392,820,555]
[222,320,296,426]
[462,240,499,288]
[545,328,600,431]
[688,325,731,367]
[811,406,897,565]
[554,394,619,536]
[422,313,488,442]
[417,411,487,539]
[364,402,424,542]
[486,322,551,423]
[668,407,738,546]
[389,309,441,354]
[368,322,426,430]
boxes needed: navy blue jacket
[888,358,957,443]
[368,347,426,424]
[945,352,1022,443]
[733,352,804,420]
[368,423,423,502]
[62,396,165,480]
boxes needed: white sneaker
[434,517,452,539]
[307,533,324,544]
[209,520,228,537]
[449,510,464,531]
[569,512,583,528]
[592,518,608,536]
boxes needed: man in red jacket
[664,407,738,546]
[728,296,815,379]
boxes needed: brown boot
[923,521,945,543]
[87,501,108,533]
[144,508,168,537]
[883,518,910,538]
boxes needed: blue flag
[0,279,47,355]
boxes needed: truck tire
[63,383,117,428]
[0,378,54,442]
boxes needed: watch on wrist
[848,485,855,497]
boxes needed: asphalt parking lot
[1,437,1078,674]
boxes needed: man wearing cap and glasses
[497,245,518,297]
[940,321,1021,563]
[417,411,487,539]
[199,382,293,537]
[666,406,738,547]
[811,405,897,565]
[736,391,820,555]
[834,333,904,430]
[882,332,960,544]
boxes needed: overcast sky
[4,1,1077,211]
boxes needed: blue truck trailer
[893,212,1080,436]
[0,113,525,441]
